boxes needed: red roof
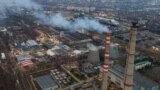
[20,59,33,67]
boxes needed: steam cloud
[36,13,109,32]
[0,0,109,32]
[73,17,108,32]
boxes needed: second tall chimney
[124,22,138,90]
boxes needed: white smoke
[36,13,109,32]
[47,13,71,29]
[73,17,108,32]
[0,0,109,32]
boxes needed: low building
[134,56,153,70]
[135,61,151,70]
[106,65,159,90]
[26,40,39,47]
[35,75,58,90]
[16,54,31,62]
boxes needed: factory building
[100,22,158,90]
[67,32,92,45]
[107,64,159,90]
[115,33,148,43]
[87,43,100,64]
[46,44,70,56]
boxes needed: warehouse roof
[35,75,58,90]
[26,40,38,46]
[16,54,31,62]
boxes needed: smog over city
[0,0,160,90]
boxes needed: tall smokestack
[124,22,138,90]
[101,32,111,90]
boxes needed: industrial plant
[0,0,160,90]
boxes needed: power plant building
[100,22,157,90]
[107,64,159,90]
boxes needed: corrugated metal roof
[16,54,31,62]
[26,40,38,46]
[110,64,159,89]
[35,75,58,90]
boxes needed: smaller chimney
[101,32,111,90]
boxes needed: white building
[134,56,152,70]
[135,61,151,70]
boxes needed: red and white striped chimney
[101,32,111,90]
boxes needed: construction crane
[101,32,111,90]
[124,22,138,90]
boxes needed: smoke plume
[73,17,108,32]
[0,0,109,32]
[36,13,109,32]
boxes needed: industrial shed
[35,75,58,90]
[26,40,39,47]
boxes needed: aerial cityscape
[0,0,160,90]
